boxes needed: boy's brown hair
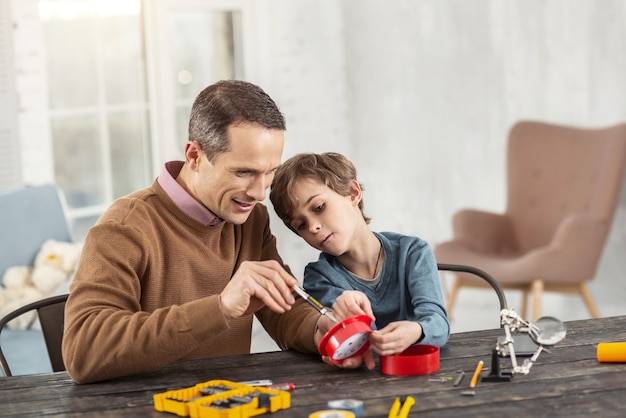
[270,152,371,233]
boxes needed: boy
[270,152,449,356]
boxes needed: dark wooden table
[1,315,626,417]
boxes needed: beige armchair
[435,121,626,320]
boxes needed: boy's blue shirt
[303,231,450,347]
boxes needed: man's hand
[332,290,375,322]
[369,321,423,356]
[219,260,298,320]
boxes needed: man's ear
[185,141,203,170]
[349,179,363,206]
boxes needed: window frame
[143,0,254,175]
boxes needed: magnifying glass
[529,316,567,347]
[513,315,567,373]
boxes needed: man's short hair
[189,80,286,161]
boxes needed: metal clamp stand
[481,348,513,382]
[484,309,566,381]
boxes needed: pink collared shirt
[157,161,223,226]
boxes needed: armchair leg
[578,283,601,318]
[446,276,461,322]
[519,289,528,319]
[531,279,544,320]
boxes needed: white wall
[255,0,626,293]
[253,0,355,275]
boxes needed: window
[168,10,240,149]
[37,0,243,239]
[39,0,150,238]
[143,0,244,165]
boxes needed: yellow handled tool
[388,396,415,418]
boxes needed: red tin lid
[318,315,373,364]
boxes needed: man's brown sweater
[62,180,319,383]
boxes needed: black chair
[0,294,69,377]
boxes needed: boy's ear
[349,179,363,206]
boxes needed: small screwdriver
[293,285,338,323]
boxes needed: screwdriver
[292,285,338,323]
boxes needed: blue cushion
[0,184,72,276]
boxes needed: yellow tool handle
[388,396,415,418]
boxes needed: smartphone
[497,334,539,357]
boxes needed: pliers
[388,396,415,418]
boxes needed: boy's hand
[332,290,375,321]
[369,321,423,356]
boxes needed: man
[62,80,371,384]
